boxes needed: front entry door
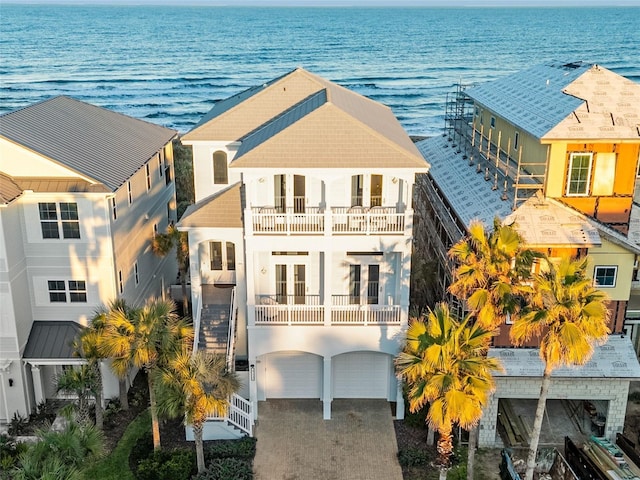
[208,241,236,284]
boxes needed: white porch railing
[330,305,401,325]
[254,299,401,325]
[250,206,407,235]
[208,393,253,436]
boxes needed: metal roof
[489,335,640,379]
[23,321,83,360]
[466,62,589,139]
[0,96,177,191]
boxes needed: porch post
[249,356,258,421]
[323,251,332,327]
[322,356,332,419]
[31,364,45,406]
[395,379,405,420]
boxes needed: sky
[4,0,640,5]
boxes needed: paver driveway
[253,399,403,480]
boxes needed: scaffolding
[443,84,547,210]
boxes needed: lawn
[80,410,150,480]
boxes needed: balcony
[249,206,407,235]
[254,294,401,325]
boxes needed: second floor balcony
[248,205,409,235]
[253,293,402,326]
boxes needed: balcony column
[322,356,332,419]
[323,251,332,327]
[395,380,405,420]
[249,356,258,420]
[399,250,411,326]
[30,364,45,406]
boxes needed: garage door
[263,352,322,398]
[332,352,389,398]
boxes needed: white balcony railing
[254,294,402,325]
[250,206,407,235]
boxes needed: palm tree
[448,219,538,330]
[157,349,240,473]
[448,218,536,478]
[56,365,99,426]
[396,303,502,480]
[510,256,611,480]
[152,224,190,316]
[100,298,194,450]
[91,299,133,410]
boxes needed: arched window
[213,151,228,184]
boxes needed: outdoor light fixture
[8,379,14,387]
[250,364,255,381]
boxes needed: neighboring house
[0,96,178,424]
[179,68,429,437]
[414,62,640,446]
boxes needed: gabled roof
[504,194,601,248]
[178,182,243,229]
[466,62,640,141]
[23,321,83,360]
[0,96,177,191]
[182,68,425,168]
[232,90,427,169]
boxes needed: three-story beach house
[0,96,178,424]
[414,62,640,446]
[179,68,429,435]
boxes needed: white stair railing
[225,287,237,371]
[208,393,253,436]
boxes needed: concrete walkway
[253,399,403,480]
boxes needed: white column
[323,251,332,327]
[395,380,405,420]
[323,356,332,420]
[31,364,45,406]
[249,356,258,421]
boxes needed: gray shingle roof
[23,321,83,360]
[0,96,177,191]
[466,62,590,139]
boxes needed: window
[594,266,617,288]
[39,202,80,239]
[127,181,133,204]
[146,164,151,190]
[153,223,158,236]
[69,281,87,302]
[111,197,117,221]
[490,116,496,129]
[566,153,593,196]
[39,203,59,238]
[213,151,228,184]
[48,280,66,302]
[514,131,519,151]
[134,262,139,285]
[48,280,86,303]
[210,241,223,270]
[118,270,124,294]
[167,201,172,224]
[159,151,164,178]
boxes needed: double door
[275,174,305,213]
[275,263,306,305]
[349,263,380,305]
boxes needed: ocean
[1,4,639,137]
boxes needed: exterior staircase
[199,304,230,354]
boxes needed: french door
[275,264,306,304]
[275,174,305,213]
[349,263,380,305]
[351,174,382,207]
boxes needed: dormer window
[490,116,496,129]
[213,151,228,184]
[566,152,593,196]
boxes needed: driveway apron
[253,399,403,480]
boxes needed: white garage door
[332,352,389,398]
[263,352,322,398]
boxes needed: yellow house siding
[545,142,568,197]
[586,237,634,301]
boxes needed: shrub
[128,432,153,472]
[204,437,256,461]
[397,447,430,467]
[629,391,640,403]
[103,398,123,427]
[193,458,253,480]
[7,413,28,437]
[134,448,196,480]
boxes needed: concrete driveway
[253,399,403,480]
